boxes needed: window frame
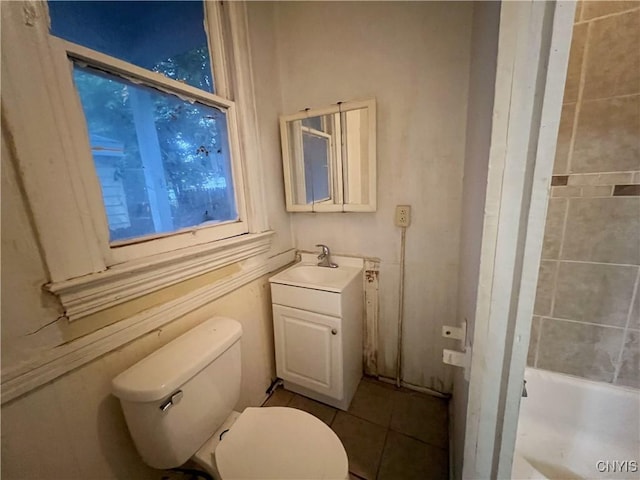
[59,38,250,264]
[1,1,271,322]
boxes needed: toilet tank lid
[111,317,242,402]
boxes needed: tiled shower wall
[528,2,639,388]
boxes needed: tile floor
[262,377,450,480]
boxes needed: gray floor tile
[288,394,337,425]
[377,430,448,480]
[348,379,397,427]
[262,387,294,407]
[260,379,450,480]
[331,411,387,480]
[390,392,448,449]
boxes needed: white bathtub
[513,368,640,480]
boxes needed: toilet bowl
[111,317,349,480]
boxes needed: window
[1,1,270,321]
[48,1,215,92]
[48,0,246,248]
[73,65,237,242]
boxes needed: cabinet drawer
[271,283,341,317]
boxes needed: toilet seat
[214,407,348,479]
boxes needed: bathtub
[513,368,640,480]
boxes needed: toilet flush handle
[159,390,184,412]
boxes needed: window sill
[45,231,274,322]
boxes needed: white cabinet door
[273,304,343,399]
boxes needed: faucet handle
[315,244,330,255]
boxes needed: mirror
[280,99,376,212]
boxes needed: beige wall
[2,123,286,477]
[0,275,278,479]
[1,130,67,368]
[0,5,293,478]
[257,1,473,390]
[1,1,485,476]
[528,2,640,388]
[247,3,293,258]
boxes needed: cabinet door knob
[331,329,338,335]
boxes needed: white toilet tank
[112,317,242,469]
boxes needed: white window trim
[60,38,251,265]
[2,1,271,322]
[44,231,274,321]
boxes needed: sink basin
[281,265,352,284]
[269,259,362,293]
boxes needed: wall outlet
[395,205,411,227]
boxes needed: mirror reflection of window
[289,114,336,205]
[302,131,331,203]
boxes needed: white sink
[269,255,362,293]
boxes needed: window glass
[49,1,214,93]
[73,64,237,242]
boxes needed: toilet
[111,317,349,479]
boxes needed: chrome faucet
[316,244,338,268]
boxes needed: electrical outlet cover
[395,205,411,227]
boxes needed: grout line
[349,473,367,480]
[612,268,640,384]
[541,315,631,331]
[564,101,577,174]
[542,259,560,318]
[577,1,584,23]
[552,259,640,268]
[574,6,640,26]
[556,198,570,264]
[560,169,640,176]
[386,425,450,453]
[580,92,640,101]
[376,424,391,479]
[550,192,612,199]
[565,19,591,174]
[533,317,543,368]
[328,410,337,427]
[549,197,570,318]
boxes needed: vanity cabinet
[269,256,363,411]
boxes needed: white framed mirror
[279,98,376,212]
